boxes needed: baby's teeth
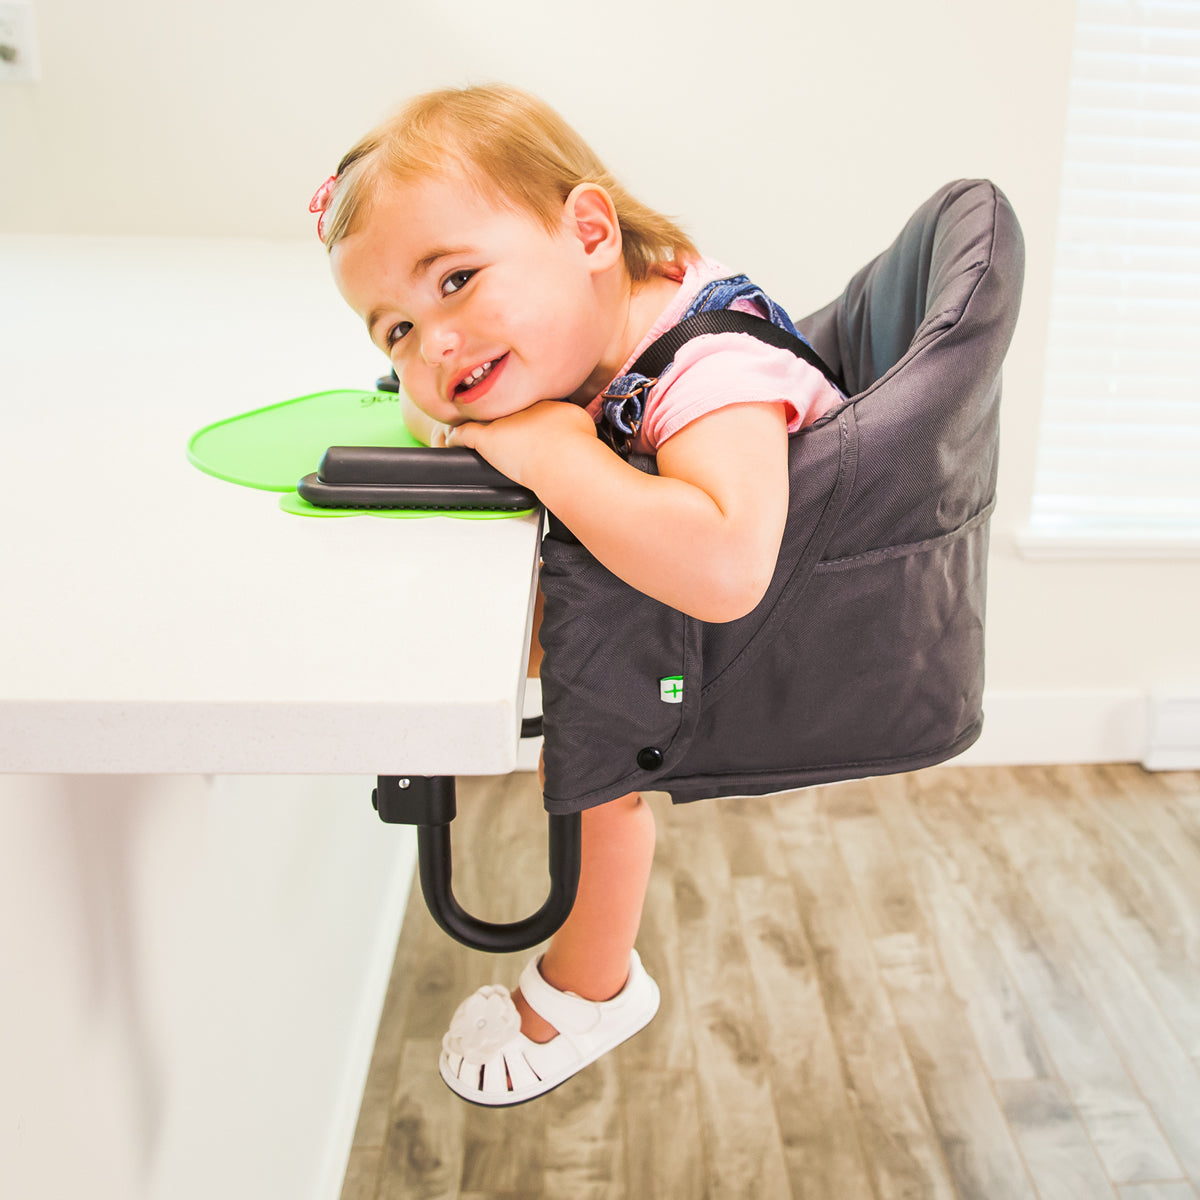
[463,361,494,388]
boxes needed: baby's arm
[448,400,790,623]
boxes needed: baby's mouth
[455,355,505,396]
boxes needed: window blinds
[1025,0,1200,557]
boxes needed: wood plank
[620,1068,709,1200]
[735,874,875,1200]
[458,1088,546,1196]
[824,781,1037,1200]
[1155,770,1200,806]
[344,766,1200,1200]
[771,786,959,1200]
[874,774,1050,1083]
[902,767,1182,1186]
[1100,766,1200,920]
[968,767,1200,1182]
[1106,765,1200,932]
[996,1078,1119,1200]
[397,904,481,1042]
[616,802,708,1198]
[873,930,1038,1200]
[542,1054,626,1200]
[1054,765,1200,1051]
[338,1146,382,1200]
[823,778,924,939]
[453,773,560,929]
[719,793,789,879]
[670,800,793,1199]
[1142,770,1200,860]
[1117,1185,1200,1200]
[1154,776,1200,886]
[350,876,437,1149]
[378,1037,467,1200]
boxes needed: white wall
[0,774,413,1200]
[8,0,1196,736]
[2,1,1198,1198]
[7,0,1198,719]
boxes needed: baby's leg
[438,786,658,1104]
[513,789,656,1042]
[527,583,544,678]
[515,583,656,1040]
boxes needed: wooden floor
[339,764,1200,1200]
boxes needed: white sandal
[438,949,659,1106]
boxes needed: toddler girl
[311,83,841,1106]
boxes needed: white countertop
[0,235,542,775]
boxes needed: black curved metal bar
[417,812,581,952]
[373,775,581,954]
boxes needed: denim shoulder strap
[600,275,842,448]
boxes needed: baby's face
[331,171,617,428]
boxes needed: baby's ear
[565,184,622,269]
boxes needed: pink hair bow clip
[309,174,337,241]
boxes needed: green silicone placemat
[187,389,534,520]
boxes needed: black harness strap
[628,308,846,396]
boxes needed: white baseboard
[1144,691,1200,770]
[955,689,1149,766]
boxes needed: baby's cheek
[405,379,451,423]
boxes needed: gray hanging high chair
[367,178,1026,951]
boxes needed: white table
[0,235,543,776]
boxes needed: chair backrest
[537,180,1025,814]
[801,178,1025,556]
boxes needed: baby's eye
[441,269,475,296]
[385,321,412,348]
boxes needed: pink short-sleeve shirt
[585,258,841,455]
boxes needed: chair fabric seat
[537,179,1026,814]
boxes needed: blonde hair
[320,84,697,281]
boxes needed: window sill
[1016,526,1200,561]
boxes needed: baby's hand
[428,422,457,449]
[445,401,597,487]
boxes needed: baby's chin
[415,402,463,428]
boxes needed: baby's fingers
[445,423,485,451]
[431,422,458,449]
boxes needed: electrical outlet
[0,1,40,83]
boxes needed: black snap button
[637,747,664,771]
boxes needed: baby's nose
[420,323,460,365]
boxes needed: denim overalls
[598,273,824,448]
